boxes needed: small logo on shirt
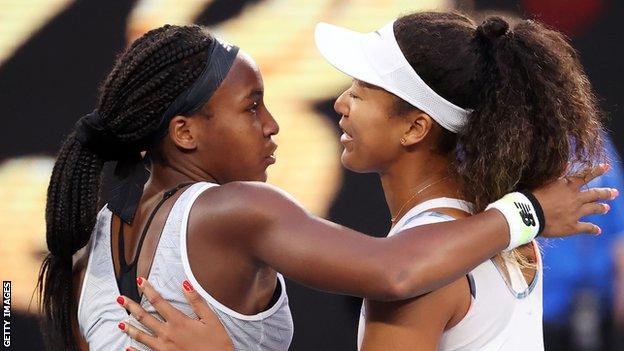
[515,202,536,227]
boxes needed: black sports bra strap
[116,182,196,302]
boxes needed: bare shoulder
[192,181,305,221]
[362,277,470,350]
[367,276,470,329]
[187,181,306,242]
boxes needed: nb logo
[515,202,536,227]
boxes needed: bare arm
[360,277,468,351]
[199,165,614,301]
[117,166,616,350]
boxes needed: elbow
[375,267,421,302]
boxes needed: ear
[401,111,434,147]
[168,115,198,151]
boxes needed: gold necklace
[390,176,450,224]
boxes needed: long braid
[37,24,213,350]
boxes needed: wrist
[486,191,545,251]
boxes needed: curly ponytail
[37,25,214,350]
[459,16,604,211]
[393,12,604,268]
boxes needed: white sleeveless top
[77,182,294,351]
[357,198,544,350]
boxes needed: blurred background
[0,0,622,350]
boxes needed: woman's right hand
[533,163,619,237]
[118,278,234,351]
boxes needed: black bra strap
[116,182,196,303]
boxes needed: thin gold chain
[390,176,450,224]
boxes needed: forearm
[237,178,613,301]
[255,202,508,301]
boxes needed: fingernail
[612,188,619,198]
[136,277,144,287]
[116,296,125,305]
[126,348,132,351]
[596,226,602,235]
[183,280,194,292]
[604,204,611,213]
[118,322,126,331]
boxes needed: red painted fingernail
[118,322,126,331]
[116,296,125,305]
[126,348,132,351]
[136,277,144,286]
[183,280,194,292]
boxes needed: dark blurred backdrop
[0,0,621,350]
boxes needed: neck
[143,154,217,198]
[380,152,461,223]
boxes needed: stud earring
[400,138,406,145]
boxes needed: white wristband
[486,192,544,251]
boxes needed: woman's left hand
[116,277,234,351]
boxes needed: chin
[340,152,369,174]
[255,170,268,182]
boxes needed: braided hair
[37,25,213,350]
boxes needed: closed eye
[248,101,259,115]
[347,91,361,100]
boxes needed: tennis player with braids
[38,22,615,351]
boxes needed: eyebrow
[354,79,383,91]
[245,89,264,100]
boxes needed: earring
[400,138,406,145]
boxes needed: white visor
[314,21,471,133]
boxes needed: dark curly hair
[36,24,213,351]
[393,12,604,264]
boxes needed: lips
[266,143,277,157]
[338,119,354,143]
[340,131,353,143]
[264,143,278,165]
[264,155,276,165]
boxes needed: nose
[334,90,350,118]
[262,107,279,137]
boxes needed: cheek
[352,111,396,153]
[209,113,258,143]
[210,116,268,175]
[343,120,393,171]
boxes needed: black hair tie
[74,110,132,161]
[74,110,149,224]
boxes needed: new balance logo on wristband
[514,202,536,227]
[487,192,542,251]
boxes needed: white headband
[315,21,472,133]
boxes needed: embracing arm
[116,166,615,350]
[202,166,614,301]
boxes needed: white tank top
[357,198,544,350]
[77,182,294,351]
